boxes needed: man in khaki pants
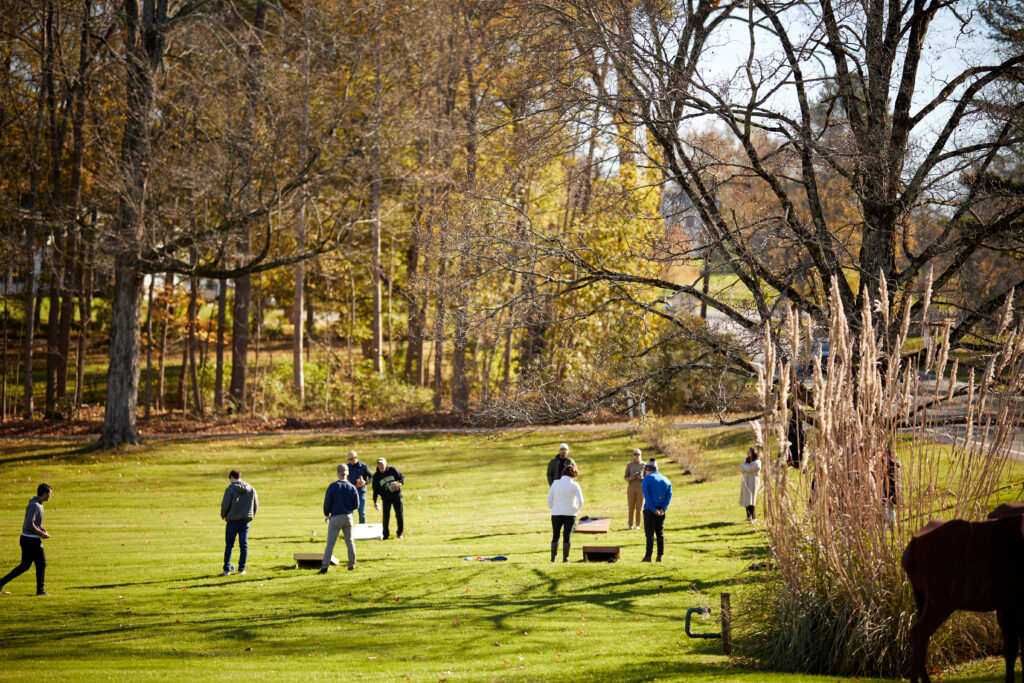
[624,449,645,530]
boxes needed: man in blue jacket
[320,464,360,573]
[641,460,672,562]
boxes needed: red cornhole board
[583,546,620,562]
[575,516,611,533]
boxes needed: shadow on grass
[682,521,734,530]
[0,441,115,467]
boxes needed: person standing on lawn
[0,483,52,596]
[739,446,762,522]
[321,464,359,573]
[220,470,258,576]
[624,448,645,530]
[345,450,372,524]
[641,460,672,562]
[546,443,576,486]
[547,463,584,563]
[372,458,405,540]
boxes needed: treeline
[0,0,676,442]
[2,0,1022,446]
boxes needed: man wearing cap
[547,443,577,487]
[372,458,405,540]
[624,449,645,530]
[345,450,372,524]
[320,464,359,572]
[641,459,672,562]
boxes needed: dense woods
[0,0,1021,446]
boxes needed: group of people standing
[218,451,406,578]
[545,443,673,562]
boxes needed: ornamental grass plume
[741,274,1024,677]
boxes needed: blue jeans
[224,520,249,572]
[356,487,367,524]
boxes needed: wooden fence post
[721,592,732,655]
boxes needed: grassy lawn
[0,428,1012,681]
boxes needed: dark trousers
[745,505,755,520]
[224,520,249,572]
[0,536,45,592]
[550,515,575,561]
[382,496,404,539]
[643,509,666,559]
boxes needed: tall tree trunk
[214,278,226,411]
[98,0,169,448]
[432,261,446,412]
[292,3,310,401]
[65,0,91,411]
[251,275,262,416]
[369,0,384,376]
[177,294,189,413]
[56,236,76,405]
[187,269,202,416]
[2,270,9,420]
[99,257,144,446]
[143,275,154,418]
[403,238,422,383]
[22,0,48,419]
[229,1,267,412]
[156,279,169,412]
[348,267,356,415]
[73,227,92,410]
[45,267,60,417]
[43,0,64,419]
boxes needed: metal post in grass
[721,592,732,655]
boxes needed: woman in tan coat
[739,446,762,522]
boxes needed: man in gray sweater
[0,483,52,596]
[220,470,258,576]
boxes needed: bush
[741,277,1023,677]
[641,416,712,482]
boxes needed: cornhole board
[353,523,383,541]
[294,553,339,568]
[582,546,620,562]
[575,516,611,533]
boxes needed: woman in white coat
[547,463,584,563]
[739,446,762,522]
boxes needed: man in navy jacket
[641,460,672,562]
[345,450,373,524]
[320,464,359,573]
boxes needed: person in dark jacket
[321,464,360,572]
[220,470,258,576]
[787,400,805,469]
[0,483,52,596]
[641,460,672,562]
[372,458,405,540]
[546,443,577,486]
[345,450,373,524]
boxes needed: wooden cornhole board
[353,523,383,541]
[294,553,339,568]
[575,516,611,533]
[582,546,620,562]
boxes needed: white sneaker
[237,569,246,575]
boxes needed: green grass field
[0,428,1011,682]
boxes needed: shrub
[741,275,1023,677]
[641,416,712,482]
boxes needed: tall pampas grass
[742,275,1024,676]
